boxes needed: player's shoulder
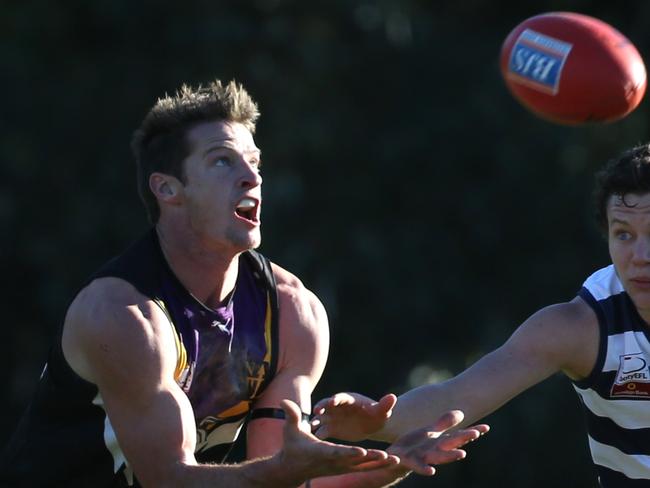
[269,262,317,306]
[268,262,328,335]
[63,277,176,383]
[535,296,598,335]
[535,297,598,352]
[509,297,599,379]
[68,277,166,334]
[514,297,599,354]
[265,262,329,378]
[269,261,304,290]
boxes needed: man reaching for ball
[313,143,650,487]
[0,79,488,488]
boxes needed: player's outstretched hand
[387,410,489,476]
[311,392,397,441]
[277,399,400,484]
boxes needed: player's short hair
[594,142,650,231]
[131,79,260,223]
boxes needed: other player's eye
[250,159,262,172]
[615,230,632,241]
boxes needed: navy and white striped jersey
[573,264,650,487]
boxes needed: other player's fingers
[313,392,357,415]
[435,425,490,450]
[372,393,397,418]
[472,424,490,435]
[312,424,331,440]
[431,409,464,433]
[312,398,330,415]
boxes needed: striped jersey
[573,264,650,487]
[0,230,279,487]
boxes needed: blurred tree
[2,1,650,486]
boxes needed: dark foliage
[3,1,649,486]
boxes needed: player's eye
[214,156,232,167]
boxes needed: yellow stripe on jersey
[172,325,188,382]
[263,293,273,364]
[218,400,251,418]
[152,299,189,382]
[155,299,188,382]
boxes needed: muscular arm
[247,265,330,458]
[62,278,391,488]
[376,297,599,442]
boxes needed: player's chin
[248,233,262,250]
[228,229,261,251]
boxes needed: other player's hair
[131,79,260,223]
[594,142,650,232]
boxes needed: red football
[500,12,647,125]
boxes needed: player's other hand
[388,410,489,476]
[277,399,399,484]
[311,392,397,441]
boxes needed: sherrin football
[500,12,647,125]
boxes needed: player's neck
[155,223,240,309]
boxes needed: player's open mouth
[235,197,260,224]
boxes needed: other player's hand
[387,410,489,476]
[311,392,397,441]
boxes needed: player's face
[181,120,262,252]
[608,192,650,322]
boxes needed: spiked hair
[131,80,260,223]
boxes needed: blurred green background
[3,1,650,486]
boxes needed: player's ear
[149,172,183,204]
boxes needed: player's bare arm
[246,264,341,455]
[314,296,599,443]
[62,277,392,488]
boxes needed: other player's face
[181,120,262,252]
[608,192,650,323]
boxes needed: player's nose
[238,159,262,188]
[631,236,650,264]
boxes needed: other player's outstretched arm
[62,277,396,488]
[314,297,599,443]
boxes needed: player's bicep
[389,301,594,436]
[257,273,330,411]
[498,298,598,380]
[75,293,197,486]
[446,299,598,410]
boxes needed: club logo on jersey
[247,360,269,398]
[611,352,650,398]
[507,29,573,94]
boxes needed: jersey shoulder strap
[242,249,280,395]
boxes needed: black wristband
[250,407,310,422]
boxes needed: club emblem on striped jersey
[611,352,650,398]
